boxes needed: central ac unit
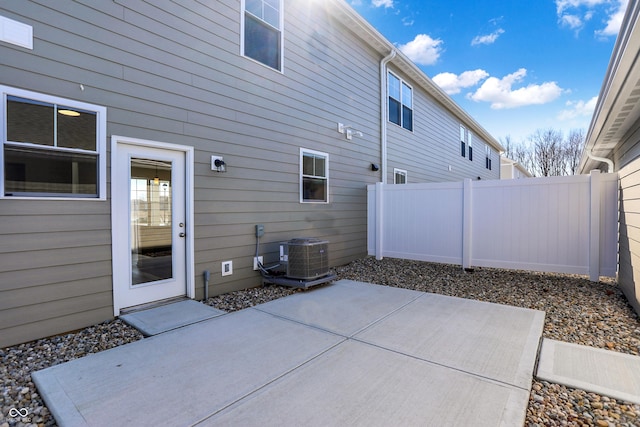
[280,238,329,280]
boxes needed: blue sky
[349,0,628,145]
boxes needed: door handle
[179,232,186,238]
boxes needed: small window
[485,145,493,170]
[2,86,106,199]
[394,168,407,184]
[460,125,466,157]
[468,131,473,161]
[388,72,413,131]
[242,0,283,71]
[300,148,328,203]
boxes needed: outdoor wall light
[211,155,226,173]
[371,163,380,171]
[337,122,364,140]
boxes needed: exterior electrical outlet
[253,256,263,270]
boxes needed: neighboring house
[579,0,640,315]
[500,157,532,179]
[0,0,503,348]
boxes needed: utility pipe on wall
[380,49,396,184]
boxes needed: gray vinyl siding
[618,158,640,316]
[613,122,640,317]
[385,66,499,184]
[0,0,382,347]
[0,0,500,347]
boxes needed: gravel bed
[1,320,143,427]
[2,257,640,426]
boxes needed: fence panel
[367,171,618,279]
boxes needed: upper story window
[1,86,106,199]
[485,145,493,170]
[394,168,407,184]
[460,125,466,157]
[388,72,413,131]
[468,131,473,161]
[242,0,283,71]
[300,148,328,203]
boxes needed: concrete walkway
[33,280,545,426]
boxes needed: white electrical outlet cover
[222,260,233,276]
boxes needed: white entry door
[112,138,191,314]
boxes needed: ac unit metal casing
[280,238,329,280]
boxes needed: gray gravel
[2,257,640,426]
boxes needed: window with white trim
[485,144,493,170]
[300,148,328,203]
[242,0,283,71]
[394,168,407,184]
[468,131,473,161]
[1,86,106,198]
[460,125,466,157]
[388,72,413,131]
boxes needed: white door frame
[111,135,195,316]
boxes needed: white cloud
[555,0,628,36]
[560,14,584,29]
[398,34,444,66]
[556,0,607,15]
[557,96,598,120]
[402,16,414,26]
[596,0,629,36]
[372,0,394,8]
[432,70,489,95]
[471,28,504,46]
[468,68,564,109]
[471,29,505,46]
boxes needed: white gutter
[586,151,614,173]
[380,49,396,184]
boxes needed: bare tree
[501,135,514,159]
[565,129,585,175]
[499,128,585,177]
[501,135,535,175]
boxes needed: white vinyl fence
[368,170,618,280]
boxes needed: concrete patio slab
[536,338,640,404]
[32,309,344,427]
[120,299,225,336]
[204,340,529,426]
[255,279,423,336]
[355,292,546,389]
[32,280,544,426]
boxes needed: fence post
[462,179,472,269]
[589,170,601,282]
[375,182,384,260]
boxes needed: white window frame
[388,71,413,132]
[300,148,329,203]
[460,125,466,157]
[240,0,284,73]
[468,131,473,161]
[0,85,107,200]
[394,168,407,184]
[485,144,493,170]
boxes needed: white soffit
[1,15,33,50]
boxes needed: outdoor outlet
[253,256,263,270]
[221,260,233,276]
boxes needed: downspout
[586,151,614,173]
[380,49,396,183]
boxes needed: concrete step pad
[536,338,640,404]
[120,299,225,336]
